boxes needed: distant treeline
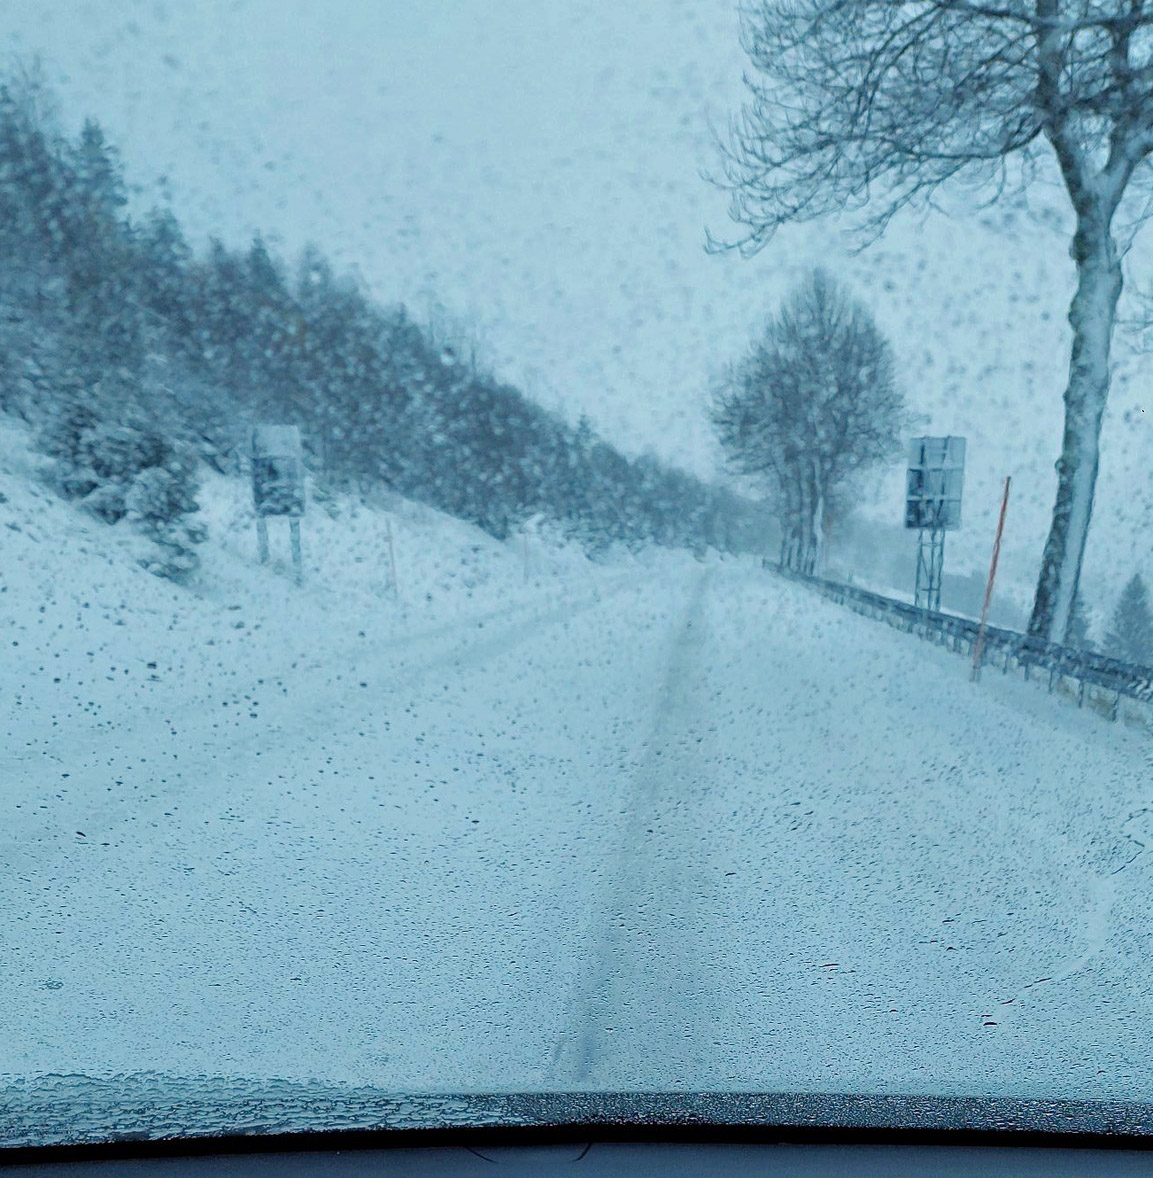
[0,74,769,556]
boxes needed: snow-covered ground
[4,416,1153,1101]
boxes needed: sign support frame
[915,527,946,613]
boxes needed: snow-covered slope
[0,413,628,813]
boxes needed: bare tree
[713,269,905,573]
[712,0,1153,641]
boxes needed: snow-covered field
[3,417,1153,1101]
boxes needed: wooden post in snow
[385,516,399,601]
[971,476,1012,682]
[289,518,303,586]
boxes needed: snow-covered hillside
[0,411,611,620]
[1,411,634,858]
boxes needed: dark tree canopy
[0,74,771,564]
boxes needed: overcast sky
[6,0,1153,600]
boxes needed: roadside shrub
[38,402,100,466]
[38,408,206,579]
[80,423,171,482]
[125,459,200,525]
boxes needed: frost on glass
[5,1081,1153,1149]
[0,1075,515,1148]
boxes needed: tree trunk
[779,472,802,570]
[795,471,808,573]
[798,466,817,575]
[1028,211,1122,642]
[809,459,825,577]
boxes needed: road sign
[251,424,305,585]
[905,436,965,531]
[251,424,305,518]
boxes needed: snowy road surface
[5,558,1153,1099]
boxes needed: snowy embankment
[4,410,1153,1105]
[1,411,628,817]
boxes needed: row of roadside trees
[711,264,1153,665]
[708,0,1153,654]
[0,68,770,571]
[711,269,906,576]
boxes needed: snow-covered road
[6,557,1153,1100]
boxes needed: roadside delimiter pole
[385,516,399,601]
[971,476,1011,682]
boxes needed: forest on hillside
[0,75,770,572]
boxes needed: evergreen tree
[0,84,47,265]
[0,72,767,564]
[71,119,126,221]
[59,118,143,380]
[138,207,192,329]
[1104,574,1153,666]
[1065,593,1095,652]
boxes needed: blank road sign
[905,436,965,530]
[251,424,305,518]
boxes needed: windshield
[4,0,1153,1146]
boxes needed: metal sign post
[915,527,947,613]
[905,436,966,612]
[251,424,306,585]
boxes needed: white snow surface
[4,418,1153,1100]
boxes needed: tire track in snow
[550,568,728,1087]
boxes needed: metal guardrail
[769,562,1153,715]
